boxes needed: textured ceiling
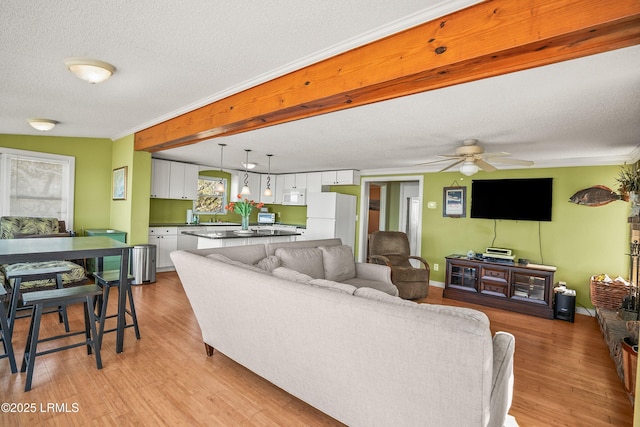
[1,0,639,174]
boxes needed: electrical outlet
[433,263,439,271]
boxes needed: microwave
[257,212,276,224]
[282,188,306,206]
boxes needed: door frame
[358,175,424,263]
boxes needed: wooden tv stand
[444,255,556,319]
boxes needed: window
[194,176,226,214]
[0,148,75,228]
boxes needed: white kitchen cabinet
[281,173,307,189]
[306,172,322,193]
[151,158,171,198]
[169,162,199,200]
[321,170,360,186]
[260,174,277,204]
[148,227,178,270]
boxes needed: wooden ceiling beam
[135,0,640,152]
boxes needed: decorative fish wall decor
[569,185,622,206]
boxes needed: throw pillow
[272,267,314,284]
[256,255,281,272]
[274,247,325,279]
[206,253,270,275]
[318,245,356,282]
[309,279,357,295]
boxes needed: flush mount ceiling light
[241,162,257,170]
[27,118,58,131]
[64,57,116,83]
[460,160,480,176]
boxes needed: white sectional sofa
[171,238,515,427]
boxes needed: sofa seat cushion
[309,279,357,295]
[272,267,313,284]
[318,245,356,282]
[343,277,399,296]
[275,247,324,279]
[206,254,270,275]
[0,261,87,291]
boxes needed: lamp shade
[27,118,58,131]
[64,57,116,83]
[460,161,480,176]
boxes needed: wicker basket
[590,279,631,310]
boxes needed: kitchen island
[181,229,302,249]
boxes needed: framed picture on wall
[443,186,466,217]
[112,166,127,200]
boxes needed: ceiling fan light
[460,161,479,176]
[27,118,58,131]
[64,57,116,83]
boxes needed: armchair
[368,231,430,300]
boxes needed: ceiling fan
[417,139,534,176]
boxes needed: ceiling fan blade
[480,152,510,158]
[475,159,497,172]
[413,157,461,166]
[490,157,534,166]
[439,159,464,172]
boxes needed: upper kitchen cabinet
[321,170,360,186]
[168,162,199,200]
[151,158,171,198]
[306,172,322,193]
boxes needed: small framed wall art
[112,166,127,200]
[443,186,466,217]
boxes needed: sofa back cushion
[275,247,325,279]
[318,245,356,282]
[0,216,60,239]
[266,238,342,257]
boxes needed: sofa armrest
[488,331,515,427]
[355,262,392,284]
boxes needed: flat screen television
[470,178,553,221]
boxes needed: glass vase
[241,215,250,231]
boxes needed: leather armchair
[368,231,429,300]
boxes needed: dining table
[0,235,132,353]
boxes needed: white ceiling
[1,0,639,175]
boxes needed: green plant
[616,163,640,196]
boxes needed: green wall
[363,165,628,310]
[0,134,113,233]
[1,134,629,310]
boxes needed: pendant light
[264,154,273,197]
[240,149,251,197]
[214,143,226,192]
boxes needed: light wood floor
[0,272,634,426]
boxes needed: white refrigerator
[305,192,357,248]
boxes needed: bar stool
[92,270,140,348]
[0,286,17,373]
[20,284,103,391]
[5,266,72,336]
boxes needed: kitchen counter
[181,228,301,249]
[149,222,239,227]
[181,229,301,239]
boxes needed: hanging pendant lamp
[264,154,273,197]
[215,144,226,192]
[240,149,251,197]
